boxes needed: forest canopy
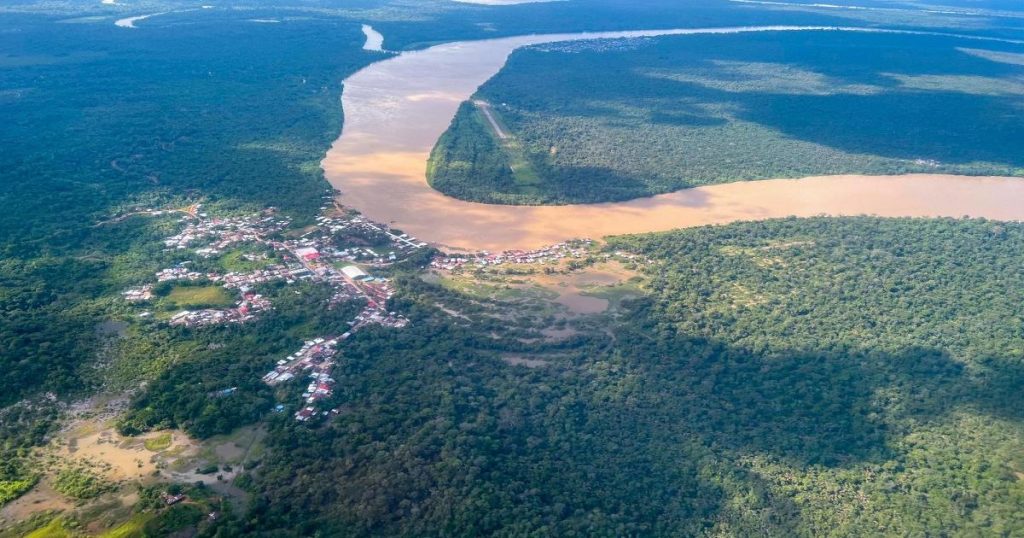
[429,31,1024,204]
[236,217,1024,537]
[3,1,1024,535]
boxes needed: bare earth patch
[0,397,257,523]
[0,482,72,523]
[527,261,636,314]
[61,426,197,482]
[501,355,551,368]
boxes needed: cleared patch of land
[501,355,551,368]
[1,396,253,528]
[163,285,234,309]
[431,256,638,319]
[1,483,73,525]
[59,423,195,482]
[218,247,275,273]
[527,263,635,314]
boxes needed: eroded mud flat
[323,27,1024,251]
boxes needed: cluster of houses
[431,240,595,270]
[168,292,272,328]
[287,233,387,265]
[317,213,426,249]
[256,253,411,421]
[156,265,212,282]
[123,202,426,418]
[122,284,153,302]
[271,219,411,331]
[299,373,336,413]
[334,265,409,329]
[351,303,409,331]
[162,208,289,254]
[263,337,342,421]
[149,262,294,327]
[148,208,418,332]
[261,264,410,421]
[263,337,339,387]
[161,492,187,505]
[219,266,297,289]
[157,262,307,289]
[283,213,426,267]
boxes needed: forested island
[429,31,1024,204]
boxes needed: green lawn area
[218,248,274,273]
[164,285,235,309]
[98,514,152,538]
[23,518,72,538]
[472,103,543,192]
[143,433,173,452]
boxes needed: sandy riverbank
[362,24,385,52]
[114,13,164,28]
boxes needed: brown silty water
[323,27,1024,251]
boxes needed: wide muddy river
[323,26,1024,251]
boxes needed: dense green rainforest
[0,0,843,410]
[227,217,1024,536]
[429,31,1024,204]
[0,1,845,529]
[2,0,1024,536]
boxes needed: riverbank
[323,26,1024,251]
[361,24,385,52]
[114,13,164,28]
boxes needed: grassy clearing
[98,513,152,538]
[23,518,72,538]
[73,496,137,536]
[164,285,234,309]
[218,247,274,273]
[198,425,266,467]
[472,103,543,191]
[143,433,172,452]
[52,465,115,501]
[585,282,643,311]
